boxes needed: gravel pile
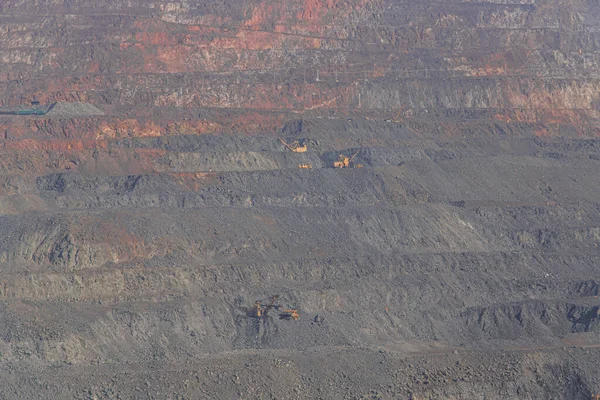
[45,102,105,116]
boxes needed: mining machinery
[251,295,299,321]
[276,307,300,321]
[334,150,363,168]
[253,295,279,318]
[279,138,308,153]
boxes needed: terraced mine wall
[0,0,600,398]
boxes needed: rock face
[0,0,600,398]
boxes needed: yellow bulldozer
[334,150,363,168]
[279,138,307,153]
[277,308,300,321]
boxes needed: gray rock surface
[0,0,599,399]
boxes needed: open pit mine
[0,0,600,398]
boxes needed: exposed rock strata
[0,0,599,398]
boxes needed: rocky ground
[0,0,599,399]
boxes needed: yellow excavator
[252,295,299,321]
[277,308,300,321]
[334,150,363,168]
[279,138,307,153]
[253,295,279,318]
